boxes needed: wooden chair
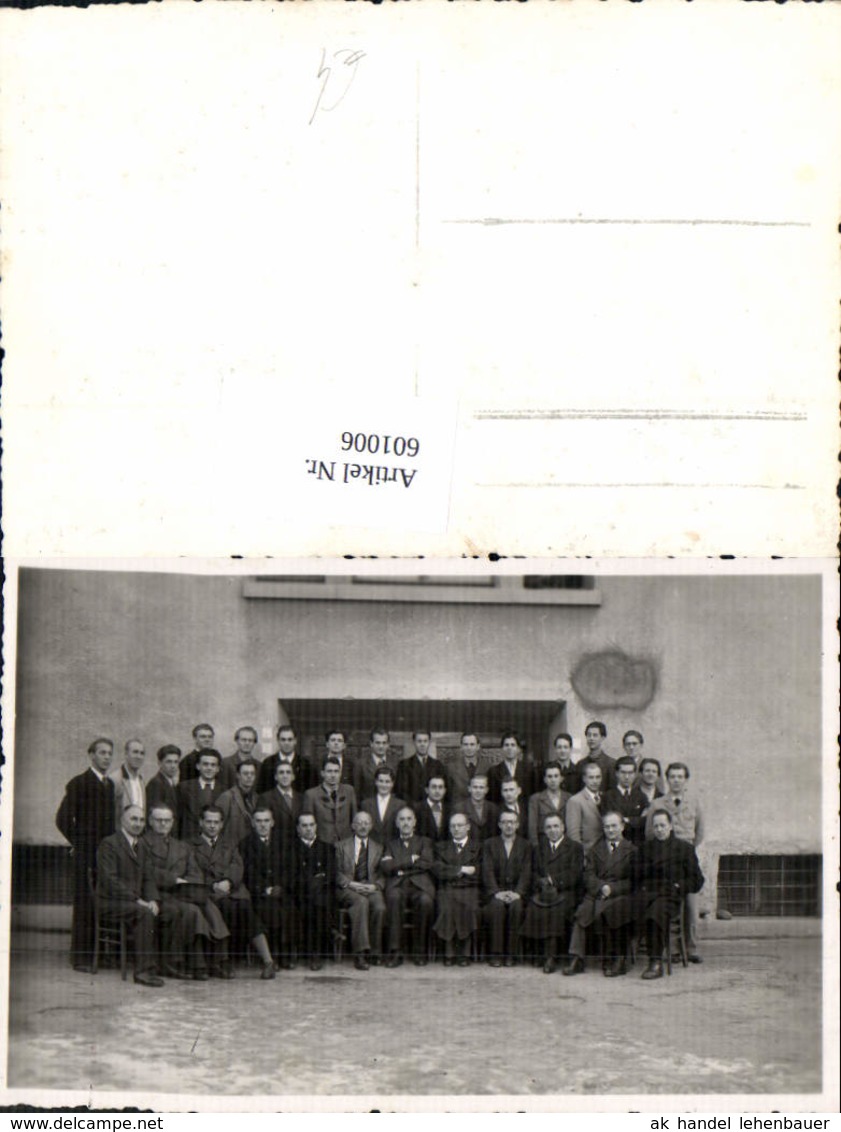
[666,898,689,975]
[88,869,128,980]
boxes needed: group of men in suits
[56,720,704,984]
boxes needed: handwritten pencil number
[310,48,366,126]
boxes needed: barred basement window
[717,855,822,917]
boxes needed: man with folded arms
[141,804,230,980]
[603,756,650,847]
[432,813,482,966]
[335,811,386,970]
[564,811,637,978]
[522,814,584,974]
[380,807,436,967]
[189,805,276,980]
[481,812,533,968]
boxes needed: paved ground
[5,931,822,1098]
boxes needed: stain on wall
[571,650,658,710]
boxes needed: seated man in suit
[461,773,500,842]
[96,804,180,987]
[634,810,704,980]
[380,807,436,967]
[481,812,533,967]
[432,812,482,966]
[188,804,276,979]
[216,758,260,846]
[335,811,386,970]
[395,730,447,805]
[292,813,337,971]
[146,745,183,832]
[446,732,493,803]
[241,806,297,969]
[498,777,528,830]
[413,775,450,842]
[219,726,263,792]
[256,723,313,795]
[522,813,585,974]
[354,727,399,803]
[527,761,571,846]
[141,803,230,980]
[178,748,225,841]
[55,737,116,973]
[603,756,650,847]
[564,764,605,850]
[257,759,304,844]
[487,732,535,805]
[564,811,637,977]
[302,756,357,844]
[361,765,406,845]
[179,723,216,783]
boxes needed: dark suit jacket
[96,832,158,911]
[256,786,304,843]
[527,790,570,845]
[634,835,704,901]
[140,830,203,891]
[481,836,533,901]
[360,794,406,844]
[218,754,266,793]
[446,754,495,801]
[530,836,585,909]
[487,759,537,805]
[241,830,293,899]
[302,784,357,844]
[577,836,637,927]
[215,786,257,846]
[179,749,203,782]
[188,834,250,901]
[380,835,436,899]
[146,772,182,827]
[432,836,482,889]
[575,751,617,792]
[353,753,400,803]
[292,838,336,909]
[304,756,355,790]
[256,753,315,794]
[178,778,224,841]
[413,799,451,842]
[56,769,116,866]
[603,786,653,845]
[395,755,447,805]
[462,799,501,842]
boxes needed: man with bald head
[380,807,436,967]
[335,811,386,969]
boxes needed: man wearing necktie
[395,730,447,805]
[564,764,605,850]
[380,807,436,967]
[565,811,637,977]
[257,760,304,844]
[335,811,386,969]
[481,812,533,967]
[446,732,493,802]
[292,813,337,970]
[603,756,651,846]
[256,724,314,794]
[241,807,297,969]
[432,813,482,965]
[216,758,260,846]
[522,813,585,973]
[177,749,224,841]
[354,727,400,802]
[302,757,357,845]
[413,776,451,842]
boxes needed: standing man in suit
[644,762,704,962]
[446,732,493,802]
[302,757,357,844]
[146,745,183,831]
[292,813,337,971]
[256,723,313,794]
[481,812,533,967]
[522,814,585,974]
[335,811,386,970]
[178,748,225,840]
[353,727,399,802]
[432,812,482,966]
[461,774,500,842]
[395,729,447,805]
[257,760,303,844]
[55,738,116,972]
[622,730,645,771]
[180,723,216,783]
[96,805,177,987]
[188,804,277,979]
[109,738,147,824]
[634,810,704,980]
[576,721,617,791]
[141,803,229,980]
[413,775,450,842]
[487,732,535,804]
[241,806,297,969]
[306,730,355,790]
[564,811,637,977]
[527,762,571,845]
[380,807,436,967]
[637,757,664,810]
[216,758,260,846]
[603,756,651,846]
[551,733,581,796]
[564,765,605,850]
[361,765,406,845]
[219,726,263,791]
[498,778,528,829]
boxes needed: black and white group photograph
[0,561,834,1109]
